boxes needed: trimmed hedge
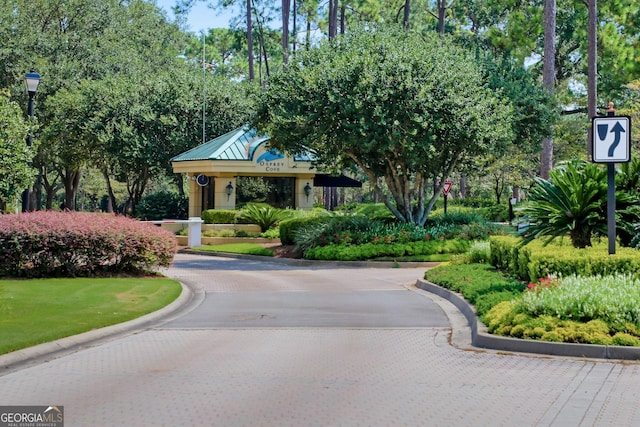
[304,239,470,261]
[201,209,238,224]
[0,212,176,278]
[489,236,640,282]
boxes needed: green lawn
[193,243,274,256]
[0,277,182,355]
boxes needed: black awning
[313,174,362,188]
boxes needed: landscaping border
[416,279,640,361]
[178,248,439,268]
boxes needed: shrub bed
[293,215,503,253]
[304,239,470,261]
[484,274,640,346]
[489,236,640,282]
[429,246,640,346]
[0,211,176,278]
[279,216,327,245]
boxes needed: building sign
[256,150,286,172]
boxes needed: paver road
[1,253,639,426]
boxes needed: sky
[155,0,238,33]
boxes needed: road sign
[442,181,453,196]
[592,116,631,163]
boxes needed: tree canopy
[253,25,517,224]
[0,89,33,205]
[3,0,640,213]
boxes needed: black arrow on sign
[608,121,625,157]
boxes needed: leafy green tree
[480,147,531,204]
[135,190,188,221]
[254,25,514,225]
[0,89,34,208]
[237,176,272,205]
[2,0,189,211]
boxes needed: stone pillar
[188,176,203,217]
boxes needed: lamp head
[25,70,41,95]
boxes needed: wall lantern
[226,181,234,200]
[304,182,312,201]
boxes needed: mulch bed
[268,244,302,259]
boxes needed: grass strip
[193,243,274,256]
[373,254,451,262]
[424,263,526,316]
[0,277,181,355]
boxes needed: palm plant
[238,204,294,232]
[616,157,640,246]
[518,159,608,248]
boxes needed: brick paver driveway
[1,253,639,426]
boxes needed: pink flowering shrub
[0,211,176,278]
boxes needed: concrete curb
[415,278,640,361]
[0,282,194,374]
[178,248,440,269]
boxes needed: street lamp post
[21,70,40,212]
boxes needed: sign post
[591,103,631,254]
[442,181,452,215]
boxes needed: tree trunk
[254,8,270,83]
[247,0,255,81]
[540,0,556,179]
[306,14,311,50]
[292,0,297,56]
[126,167,149,216]
[570,228,592,249]
[459,175,466,198]
[494,176,502,204]
[282,0,290,64]
[586,0,597,160]
[61,168,81,211]
[328,0,338,39]
[437,0,446,34]
[34,167,43,210]
[174,174,185,198]
[102,168,117,214]
[42,167,59,210]
[403,0,411,29]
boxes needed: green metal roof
[171,127,269,162]
[171,126,312,163]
